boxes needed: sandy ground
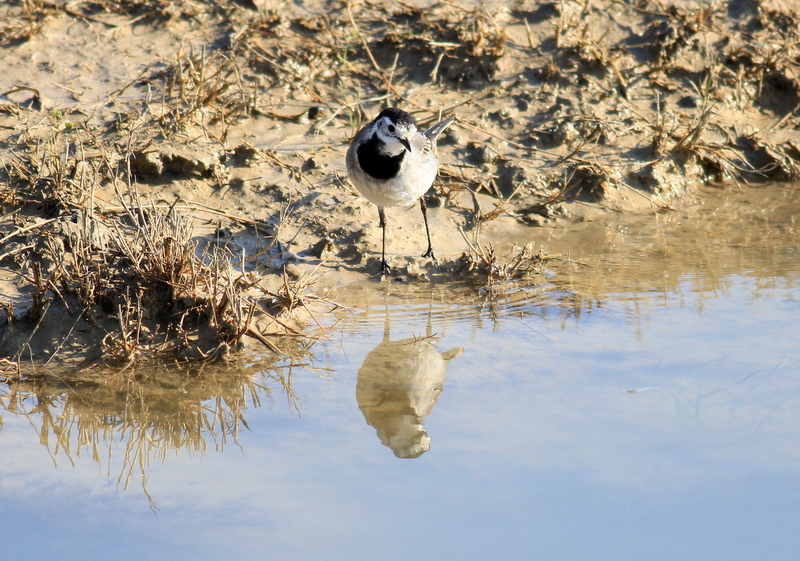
[1,0,799,368]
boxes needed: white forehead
[378,115,415,133]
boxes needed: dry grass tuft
[456,226,550,292]
[0,0,59,46]
[141,45,257,140]
[1,191,323,370]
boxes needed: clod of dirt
[130,147,224,178]
[305,237,333,259]
[230,143,261,167]
[632,158,702,198]
[337,244,364,264]
[129,152,164,176]
[469,143,500,165]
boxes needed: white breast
[346,134,439,208]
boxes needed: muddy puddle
[0,184,798,560]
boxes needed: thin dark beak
[399,137,411,152]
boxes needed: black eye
[387,124,395,133]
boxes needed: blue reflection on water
[1,271,799,561]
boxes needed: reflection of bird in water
[356,318,462,458]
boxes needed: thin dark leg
[378,207,390,274]
[420,198,435,259]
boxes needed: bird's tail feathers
[423,116,455,140]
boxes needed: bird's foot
[377,259,391,276]
[421,247,436,260]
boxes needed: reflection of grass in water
[0,358,304,510]
[630,358,800,418]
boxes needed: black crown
[377,107,416,128]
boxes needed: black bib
[357,133,405,180]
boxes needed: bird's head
[374,108,416,156]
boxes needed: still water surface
[1,186,799,560]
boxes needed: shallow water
[1,186,799,560]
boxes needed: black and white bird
[346,107,454,274]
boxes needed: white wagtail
[346,107,454,274]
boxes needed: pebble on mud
[469,143,499,165]
[306,237,333,259]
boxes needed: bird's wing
[412,132,434,160]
